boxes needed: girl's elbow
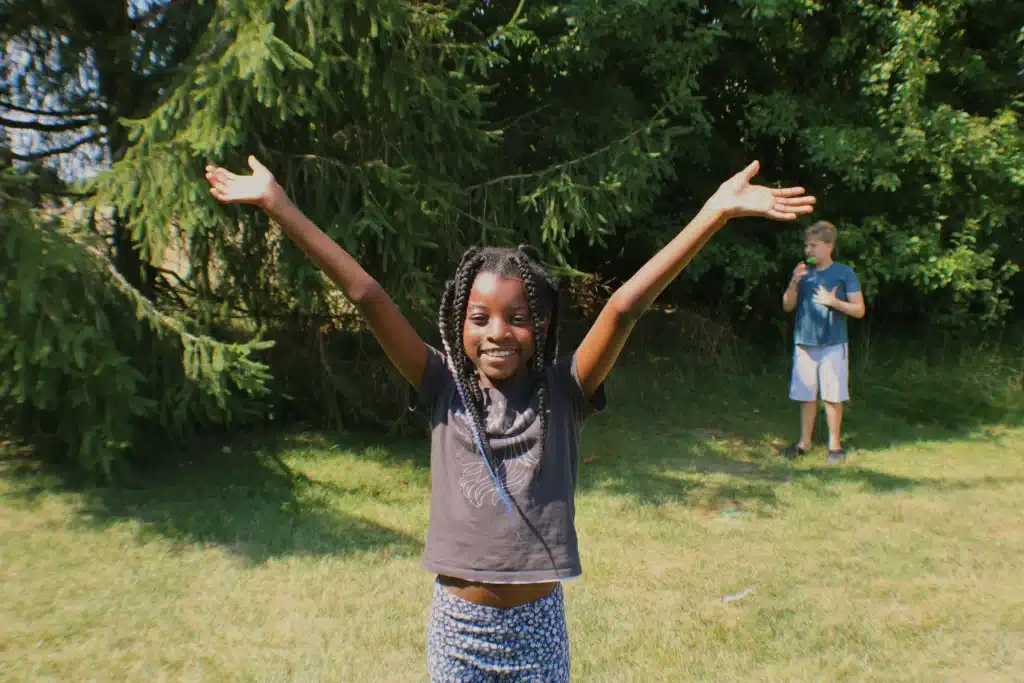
[608,292,646,322]
[349,280,384,306]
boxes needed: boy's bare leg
[799,401,817,450]
[824,401,843,451]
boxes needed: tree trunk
[95,3,158,300]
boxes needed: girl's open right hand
[205,155,283,210]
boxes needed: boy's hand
[706,160,816,221]
[790,262,809,286]
[813,285,839,308]
[205,155,284,211]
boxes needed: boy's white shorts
[789,343,849,403]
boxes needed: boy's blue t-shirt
[793,262,861,347]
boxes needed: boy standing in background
[782,221,866,463]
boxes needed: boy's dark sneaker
[826,447,847,464]
[781,444,807,459]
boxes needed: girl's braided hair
[437,245,562,514]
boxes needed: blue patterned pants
[426,580,571,682]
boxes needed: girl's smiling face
[462,272,538,386]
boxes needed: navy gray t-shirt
[409,345,606,583]
[793,262,861,347]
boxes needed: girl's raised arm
[574,161,815,398]
[206,156,428,390]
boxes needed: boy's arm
[207,156,428,390]
[827,291,865,318]
[782,264,806,313]
[782,284,799,312]
[845,270,866,318]
[814,270,866,319]
[574,161,816,399]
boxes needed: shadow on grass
[612,337,1023,452]
[570,345,1023,510]
[2,346,1020,549]
[0,430,424,565]
[579,437,917,513]
[577,420,1024,515]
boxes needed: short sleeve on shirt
[407,345,452,415]
[844,266,862,294]
[546,352,607,423]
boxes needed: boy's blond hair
[805,220,838,245]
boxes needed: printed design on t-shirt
[804,272,831,314]
[452,407,538,508]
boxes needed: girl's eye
[512,315,529,325]
[469,315,488,325]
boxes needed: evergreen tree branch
[468,105,669,190]
[496,105,551,133]
[0,99,103,118]
[10,133,104,161]
[48,189,94,199]
[130,0,184,28]
[0,115,96,132]
[74,233,227,346]
[501,0,526,32]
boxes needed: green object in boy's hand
[806,256,817,266]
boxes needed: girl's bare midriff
[438,575,557,608]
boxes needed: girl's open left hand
[707,160,816,221]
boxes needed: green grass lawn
[2,350,1023,681]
